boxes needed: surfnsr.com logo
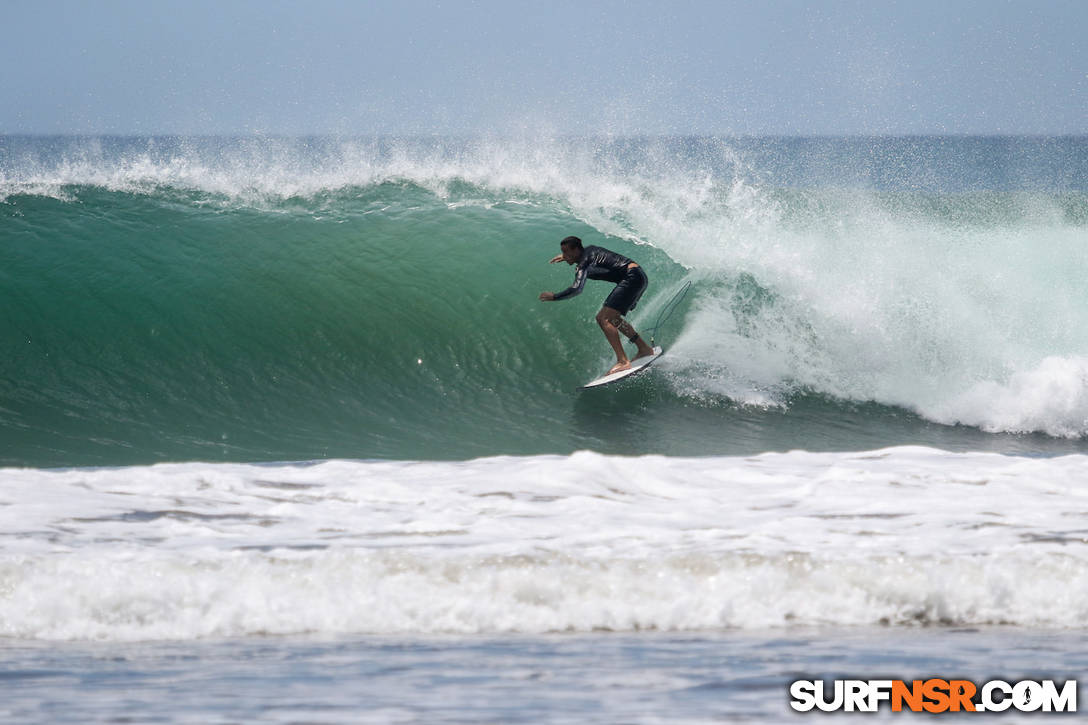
[789,679,1077,713]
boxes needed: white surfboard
[579,347,664,389]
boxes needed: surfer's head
[559,236,583,264]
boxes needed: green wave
[1,183,700,465]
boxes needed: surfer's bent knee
[597,310,623,329]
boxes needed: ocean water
[2,134,1088,722]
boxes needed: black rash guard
[552,246,635,301]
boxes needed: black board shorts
[603,266,648,315]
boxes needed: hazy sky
[3,0,1085,135]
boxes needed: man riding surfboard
[539,236,656,375]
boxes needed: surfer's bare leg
[603,309,655,358]
[597,307,655,374]
[596,308,629,373]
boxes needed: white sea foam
[2,448,1087,640]
[926,355,1088,437]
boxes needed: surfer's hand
[549,254,563,264]
[539,291,555,301]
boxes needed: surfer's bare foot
[608,360,631,375]
[633,341,655,360]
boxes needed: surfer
[540,236,656,374]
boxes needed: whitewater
[3,447,1088,640]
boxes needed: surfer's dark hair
[560,236,583,249]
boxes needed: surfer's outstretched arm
[541,250,586,301]
[549,264,588,302]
